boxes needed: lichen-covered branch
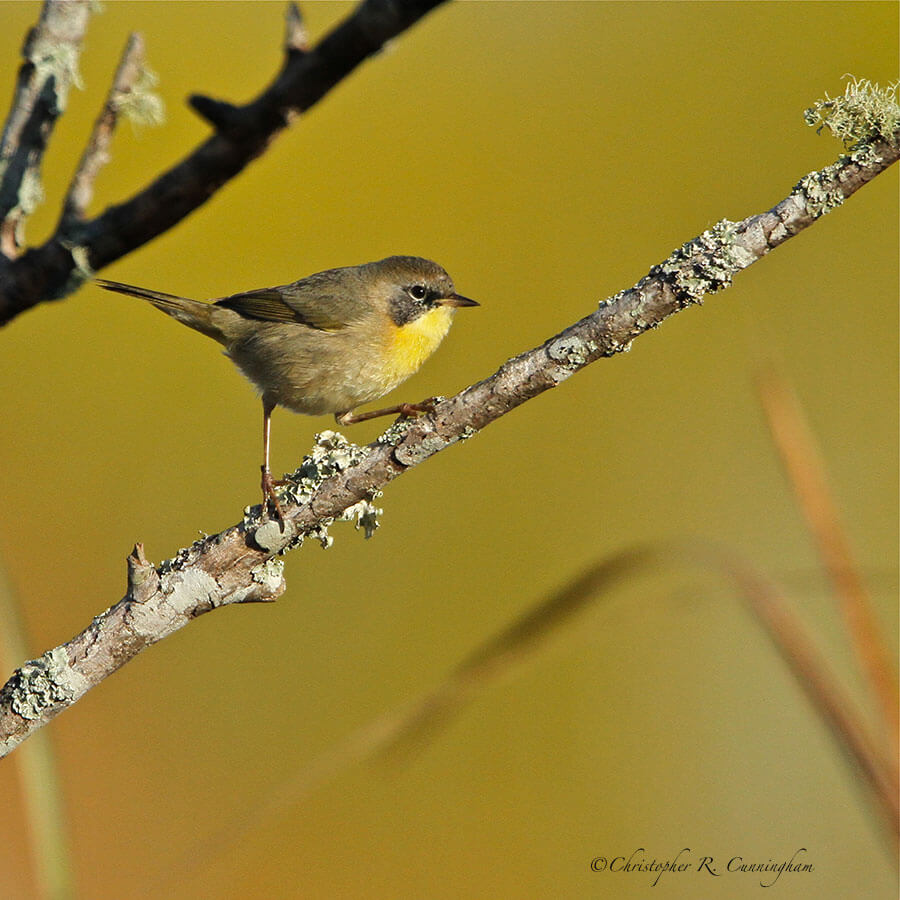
[0,0,448,323]
[0,0,91,257]
[1,102,897,756]
[58,32,160,231]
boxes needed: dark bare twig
[0,0,448,323]
[1,123,897,758]
[0,0,91,257]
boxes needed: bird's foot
[335,397,438,426]
[397,397,438,418]
[261,466,286,528]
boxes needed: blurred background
[0,2,896,898]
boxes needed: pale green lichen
[50,242,95,298]
[248,430,378,550]
[653,219,751,305]
[117,64,165,128]
[308,523,334,550]
[0,9,88,237]
[253,519,295,553]
[849,142,882,167]
[288,430,367,488]
[804,76,899,149]
[548,335,592,368]
[374,399,444,445]
[30,41,84,105]
[339,495,383,539]
[17,168,45,218]
[158,535,211,575]
[794,77,900,218]
[794,166,845,217]
[4,647,84,720]
[250,557,284,589]
[377,418,412,446]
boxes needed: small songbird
[96,256,478,519]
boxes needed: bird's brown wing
[214,286,350,331]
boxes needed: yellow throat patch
[385,305,454,384]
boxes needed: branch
[0,0,91,257]
[1,115,897,757]
[58,32,156,231]
[0,0,448,323]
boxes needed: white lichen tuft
[68,244,93,278]
[18,168,45,217]
[804,76,899,149]
[30,40,83,105]
[117,64,165,128]
[309,523,334,550]
[339,494,383,539]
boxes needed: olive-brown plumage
[96,256,478,520]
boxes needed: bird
[96,256,478,521]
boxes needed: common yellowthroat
[96,256,478,519]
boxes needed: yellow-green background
[1,2,897,898]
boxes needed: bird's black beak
[439,293,479,308]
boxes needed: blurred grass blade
[379,541,899,849]
[756,367,899,751]
[152,548,660,893]
[162,542,897,890]
[688,544,899,849]
[0,558,74,900]
[375,547,659,760]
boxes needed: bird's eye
[408,284,428,301]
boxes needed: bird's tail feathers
[95,278,222,340]
[95,279,191,309]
